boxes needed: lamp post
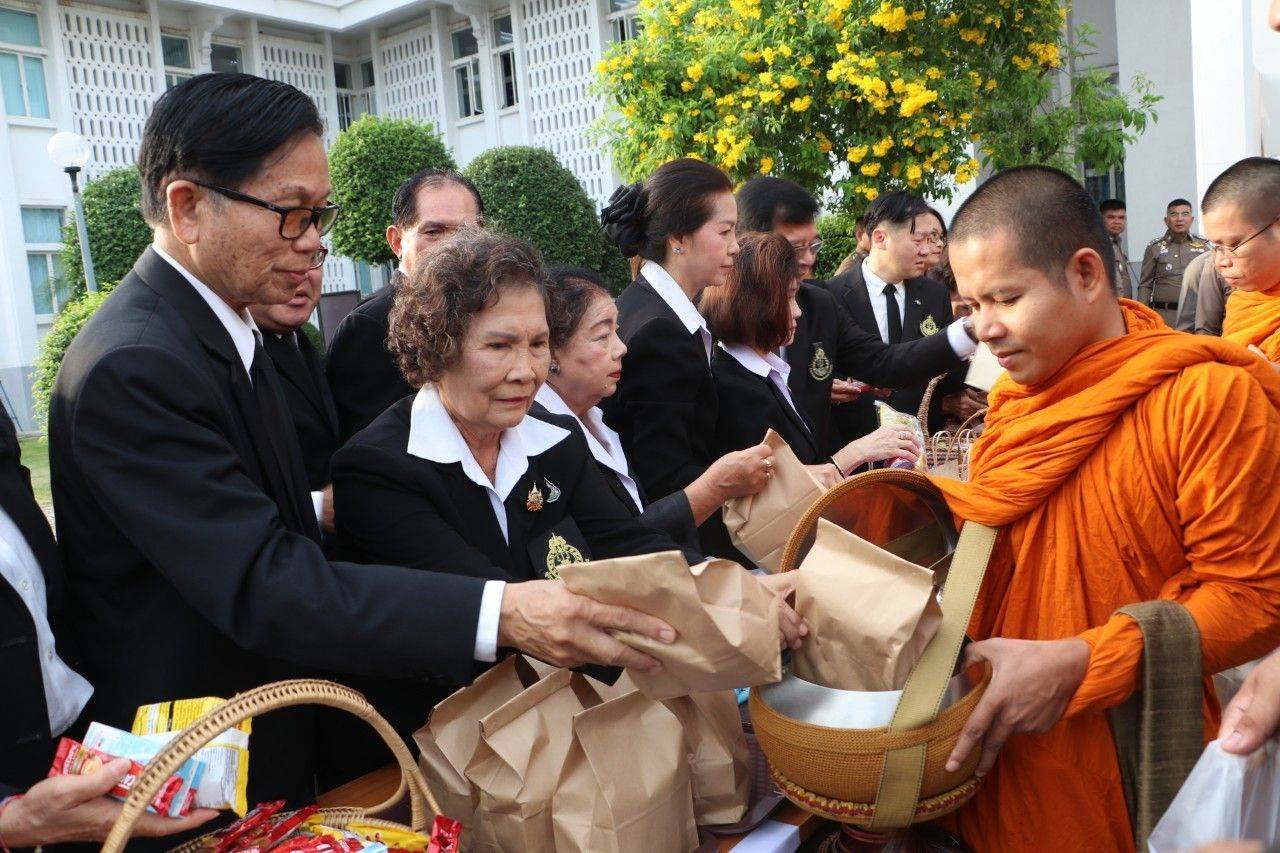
[46,131,97,293]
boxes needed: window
[22,207,69,317]
[607,0,641,42]
[0,7,48,119]
[1084,161,1126,205]
[333,61,352,90]
[355,262,373,297]
[210,43,242,74]
[492,14,518,109]
[335,59,375,132]
[450,25,482,119]
[162,33,192,89]
[361,60,374,88]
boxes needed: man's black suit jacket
[262,330,340,490]
[602,275,735,559]
[823,264,958,441]
[785,281,961,456]
[325,273,413,441]
[0,412,68,796]
[48,248,489,805]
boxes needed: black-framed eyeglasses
[191,180,341,239]
[1206,213,1280,260]
[789,238,824,255]
[307,245,328,271]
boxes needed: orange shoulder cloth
[1224,282,1280,361]
[936,299,1280,526]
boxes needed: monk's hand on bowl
[756,571,808,650]
[1220,646,1280,755]
[497,579,676,673]
[944,637,1090,777]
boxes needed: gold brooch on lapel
[545,478,562,503]
[809,345,833,381]
[919,315,939,337]
[544,534,585,579]
[525,483,544,512]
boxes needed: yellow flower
[869,2,908,32]
[779,74,800,90]
[759,89,783,104]
[861,185,880,200]
[687,61,704,81]
[662,112,677,124]
[816,131,833,153]
[703,86,715,98]
[954,164,974,184]
[762,47,776,65]
[760,156,774,174]
[681,80,695,91]
[941,11,959,26]
[959,28,986,45]
[622,71,634,80]
[790,95,812,112]
[985,78,998,90]
[860,162,882,177]
[906,164,923,182]
[596,59,609,76]
[620,104,637,118]
[658,127,674,140]
[1011,55,1032,71]
[1028,41,1062,67]
[780,44,793,57]
[758,71,774,86]
[846,144,869,163]
[872,136,894,156]
[693,131,709,143]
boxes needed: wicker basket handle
[914,374,947,439]
[101,678,438,851]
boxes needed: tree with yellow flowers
[594,0,1158,210]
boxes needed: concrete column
[245,17,262,76]
[1188,0,1258,205]
[428,9,457,150]
[368,27,384,114]
[321,31,343,144]
[145,0,166,95]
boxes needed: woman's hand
[706,443,775,500]
[756,571,807,650]
[805,464,843,490]
[0,758,218,846]
[842,424,921,468]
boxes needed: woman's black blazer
[710,347,824,465]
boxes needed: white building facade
[1,0,1278,430]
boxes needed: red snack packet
[230,805,319,850]
[428,817,462,853]
[199,800,286,852]
[47,738,184,816]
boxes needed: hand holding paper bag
[792,518,943,691]
[560,553,782,699]
[723,430,826,572]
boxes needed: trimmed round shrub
[813,212,862,281]
[31,282,117,429]
[463,146,630,293]
[329,115,456,266]
[60,167,150,296]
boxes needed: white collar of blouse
[407,385,569,501]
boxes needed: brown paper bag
[413,655,543,848]
[722,429,826,572]
[466,669,602,852]
[663,690,750,826]
[560,553,781,699]
[792,518,943,691]
[553,690,699,852]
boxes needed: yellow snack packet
[132,697,251,816]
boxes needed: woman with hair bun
[601,159,774,559]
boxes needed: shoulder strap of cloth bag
[1107,600,1204,847]
[867,518,997,830]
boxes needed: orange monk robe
[931,300,1280,852]
[1224,280,1280,360]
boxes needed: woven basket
[754,469,993,827]
[101,678,440,852]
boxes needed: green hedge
[31,283,117,429]
[813,212,862,281]
[328,115,456,266]
[60,167,150,297]
[463,146,631,293]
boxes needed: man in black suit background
[48,73,677,814]
[249,264,340,534]
[735,177,976,455]
[325,169,484,440]
[823,191,979,441]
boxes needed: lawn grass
[17,435,53,518]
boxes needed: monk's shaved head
[951,165,1116,290]
[1202,157,1280,225]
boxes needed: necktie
[883,282,903,344]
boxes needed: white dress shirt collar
[641,260,713,363]
[152,243,260,377]
[406,386,569,542]
[535,384,643,513]
[719,342,805,422]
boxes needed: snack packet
[134,696,251,815]
[48,737,191,816]
[82,722,206,817]
[194,800,285,852]
[875,401,926,470]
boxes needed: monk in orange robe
[929,165,1280,852]
[1204,157,1280,364]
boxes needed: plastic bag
[1148,739,1280,850]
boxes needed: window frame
[0,3,50,120]
[449,24,483,122]
[491,12,518,111]
[605,0,642,43]
[160,32,193,90]
[209,40,243,75]
[21,205,67,321]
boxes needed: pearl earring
[673,246,683,254]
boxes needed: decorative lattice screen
[520,0,611,206]
[377,22,442,127]
[321,254,358,294]
[259,35,331,142]
[59,4,157,176]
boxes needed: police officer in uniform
[1099,199,1133,299]
[1137,197,1210,325]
